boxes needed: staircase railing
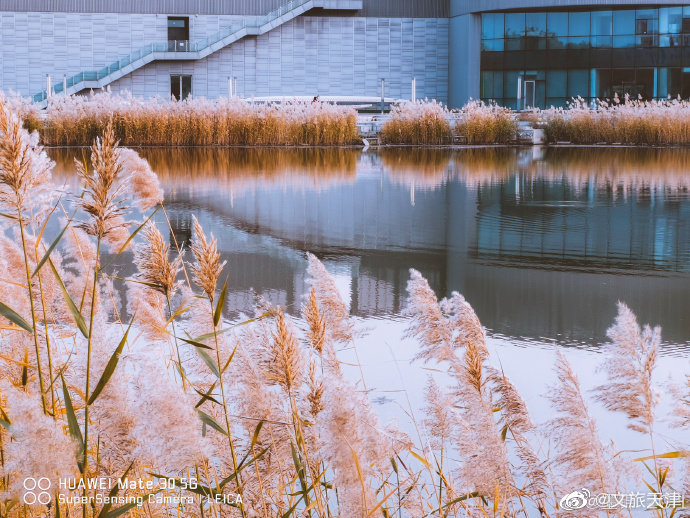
[32,0,312,103]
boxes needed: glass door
[168,17,190,51]
[523,80,536,109]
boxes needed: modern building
[4,1,690,108]
[452,0,690,109]
[0,0,448,104]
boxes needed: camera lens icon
[23,478,52,505]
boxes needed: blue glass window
[482,38,504,52]
[636,9,658,35]
[546,70,567,97]
[568,70,589,98]
[591,11,612,35]
[547,12,568,36]
[505,13,525,38]
[569,12,590,36]
[526,13,547,37]
[659,7,682,34]
[504,71,521,101]
[657,68,682,98]
[547,12,568,49]
[613,10,635,35]
[482,13,504,40]
[613,35,635,48]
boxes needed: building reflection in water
[48,147,690,348]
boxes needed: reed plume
[595,302,660,435]
[302,288,326,355]
[488,367,549,500]
[547,352,616,498]
[190,215,225,302]
[76,120,127,239]
[134,222,182,298]
[306,253,353,343]
[1,383,78,501]
[261,309,305,393]
[118,147,163,211]
[405,269,516,504]
[404,269,453,363]
[0,99,52,213]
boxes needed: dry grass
[542,95,690,145]
[0,100,688,518]
[453,100,518,144]
[380,100,452,145]
[40,91,360,147]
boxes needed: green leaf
[197,410,227,436]
[97,206,161,274]
[193,311,275,342]
[0,212,16,220]
[221,446,270,490]
[179,336,213,350]
[87,317,134,405]
[97,461,134,518]
[0,405,11,431]
[409,449,430,468]
[117,206,160,256]
[49,258,88,338]
[32,214,73,278]
[250,419,264,450]
[194,382,221,408]
[0,301,32,333]
[220,344,237,376]
[634,451,690,462]
[213,278,227,327]
[61,374,85,469]
[195,347,219,378]
[291,442,311,509]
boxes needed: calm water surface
[49,146,690,350]
[49,147,690,443]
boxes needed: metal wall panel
[0,0,448,17]
[106,16,449,102]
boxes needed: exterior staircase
[33,0,362,104]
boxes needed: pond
[48,146,690,447]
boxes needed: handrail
[32,0,314,103]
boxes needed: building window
[168,17,189,51]
[480,5,690,108]
[171,75,192,101]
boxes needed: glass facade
[480,6,690,109]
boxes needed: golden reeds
[454,100,518,144]
[0,102,689,518]
[40,92,360,147]
[542,95,690,145]
[381,100,452,145]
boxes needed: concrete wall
[106,16,449,102]
[0,0,449,17]
[0,11,448,102]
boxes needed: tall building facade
[451,0,690,109]
[0,0,448,103]
[5,1,690,108]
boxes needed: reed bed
[380,100,452,145]
[454,100,518,144]
[0,100,689,518]
[542,95,690,145]
[40,91,360,147]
